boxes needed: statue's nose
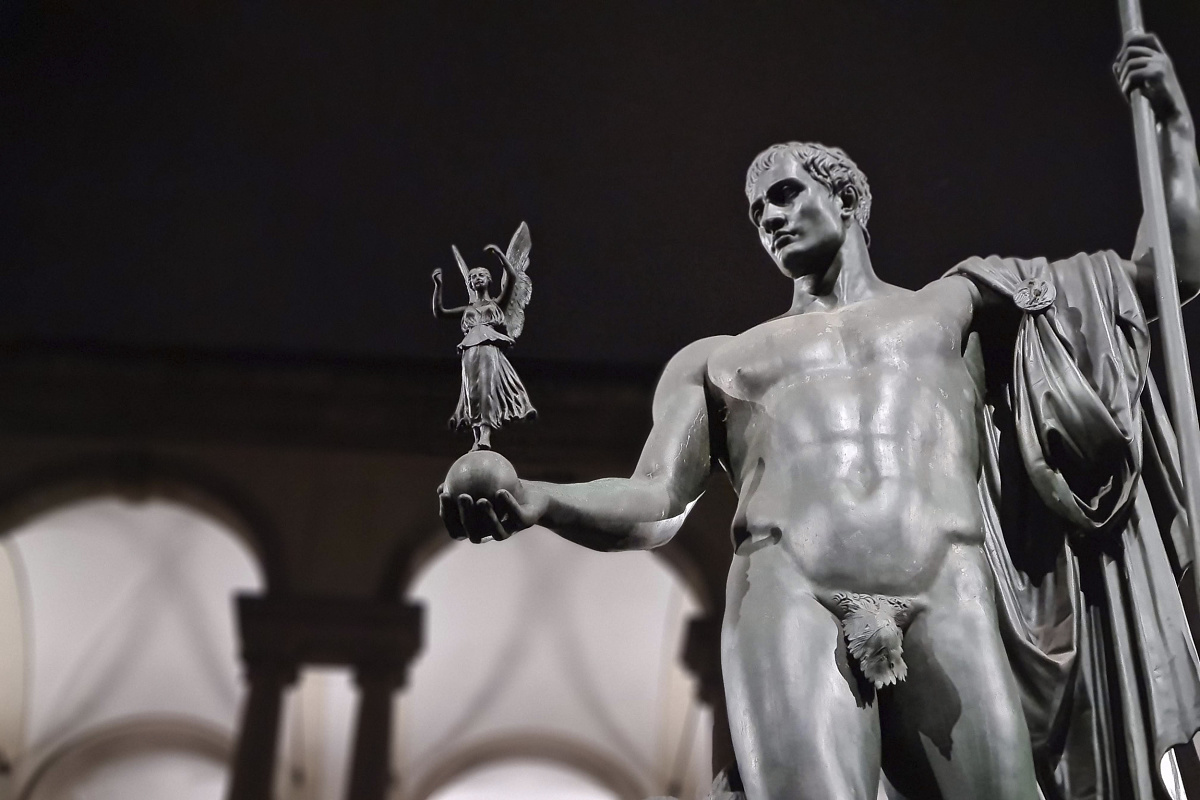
[761,211,786,234]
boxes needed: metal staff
[1117,0,1200,611]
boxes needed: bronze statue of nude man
[439,34,1200,799]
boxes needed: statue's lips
[773,232,802,252]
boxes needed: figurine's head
[467,267,492,293]
[745,143,871,279]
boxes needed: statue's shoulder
[926,271,989,303]
[659,335,733,389]
[945,250,1133,315]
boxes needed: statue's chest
[462,302,504,332]
[707,296,967,402]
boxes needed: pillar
[346,663,405,800]
[226,657,296,800]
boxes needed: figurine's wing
[503,222,532,339]
[505,222,531,276]
[452,245,470,285]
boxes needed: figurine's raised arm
[431,269,468,319]
[1117,33,1200,308]
[439,336,726,550]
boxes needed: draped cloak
[946,251,1200,800]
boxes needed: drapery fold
[949,251,1200,800]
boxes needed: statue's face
[748,155,849,279]
[468,269,491,291]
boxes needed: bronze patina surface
[440,34,1200,800]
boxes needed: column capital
[236,593,423,673]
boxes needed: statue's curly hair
[745,142,872,234]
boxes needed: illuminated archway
[0,496,265,799]
[0,454,285,591]
[396,526,712,800]
[17,716,231,800]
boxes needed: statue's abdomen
[728,359,985,597]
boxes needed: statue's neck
[788,225,888,313]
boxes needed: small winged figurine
[432,222,536,450]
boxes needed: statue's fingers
[1131,62,1166,83]
[1118,54,1155,76]
[476,498,511,542]
[497,499,528,537]
[456,494,483,544]
[1118,46,1166,67]
[440,491,467,540]
[1118,64,1135,93]
[1120,60,1159,95]
[489,490,523,536]
[1114,44,1160,77]
[495,489,534,528]
[1126,65,1167,97]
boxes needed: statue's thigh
[722,562,881,800]
[879,593,1037,800]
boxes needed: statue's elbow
[630,501,696,550]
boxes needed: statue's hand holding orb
[438,451,546,542]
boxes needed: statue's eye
[749,201,764,225]
[768,180,803,206]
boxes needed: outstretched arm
[431,269,468,318]
[486,245,518,309]
[1118,33,1200,310]
[442,337,725,551]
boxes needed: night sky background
[2,0,1200,368]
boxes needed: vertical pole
[1116,0,1200,607]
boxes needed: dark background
[2,0,1199,367]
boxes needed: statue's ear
[839,186,859,220]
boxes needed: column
[345,663,404,800]
[226,658,296,800]
[344,600,422,800]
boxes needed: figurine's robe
[948,251,1200,800]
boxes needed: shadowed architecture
[0,346,737,799]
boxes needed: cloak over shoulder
[948,251,1200,800]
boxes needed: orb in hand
[442,450,521,501]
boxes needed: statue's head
[745,142,872,279]
[467,267,492,292]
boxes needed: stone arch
[15,715,232,800]
[395,523,714,800]
[380,521,712,612]
[406,733,648,800]
[373,457,715,610]
[1,486,272,799]
[0,452,287,592]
